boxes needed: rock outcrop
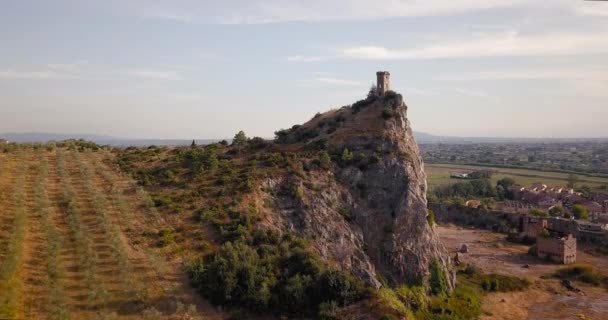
[259,92,455,290]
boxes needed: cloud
[286,55,330,62]
[576,1,608,17]
[122,0,530,24]
[0,69,77,80]
[315,77,366,86]
[0,65,183,81]
[289,29,608,61]
[125,69,181,80]
[437,68,608,81]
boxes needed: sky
[1,0,607,139]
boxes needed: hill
[0,91,491,319]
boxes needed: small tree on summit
[232,130,248,152]
[191,139,196,147]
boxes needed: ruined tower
[376,71,390,96]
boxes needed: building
[376,71,390,95]
[0,138,7,144]
[537,234,576,264]
[518,215,547,240]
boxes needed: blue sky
[1,0,607,139]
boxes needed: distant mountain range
[1,132,607,146]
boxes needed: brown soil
[437,224,608,320]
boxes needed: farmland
[425,163,608,190]
[0,146,219,319]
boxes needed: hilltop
[1,87,517,320]
[116,89,457,317]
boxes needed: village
[432,178,608,319]
[440,177,608,265]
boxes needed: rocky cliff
[259,92,456,290]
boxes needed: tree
[232,130,248,152]
[233,130,247,146]
[567,174,579,188]
[496,177,515,190]
[549,205,564,217]
[579,185,592,198]
[572,204,589,220]
[367,84,377,98]
[191,139,196,147]
[529,208,549,217]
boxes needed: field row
[0,149,205,319]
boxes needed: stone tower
[376,71,390,95]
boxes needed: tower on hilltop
[376,71,390,96]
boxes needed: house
[580,201,605,216]
[530,182,547,193]
[537,233,577,264]
[578,221,608,233]
[518,215,548,240]
[450,172,470,179]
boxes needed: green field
[425,163,608,190]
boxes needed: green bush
[555,264,607,286]
[341,148,354,164]
[418,280,482,320]
[382,107,395,119]
[338,208,353,222]
[426,209,435,226]
[429,259,448,296]
[572,204,589,220]
[187,232,365,316]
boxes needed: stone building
[376,71,390,95]
[537,234,576,264]
[518,215,547,240]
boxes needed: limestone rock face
[259,93,455,289]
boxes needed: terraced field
[0,147,220,319]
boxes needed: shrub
[530,208,549,217]
[157,229,175,247]
[429,259,448,296]
[187,234,365,316]
[341,148,354,165]
[572,204,589,220]
[395,286,428,312]
[382,107,395,119]
[377,288,409,316]
[555,264,607,286]
[426,209,435,226]
[318,301,340,319]
[338,208,353,222]
[294,186,305,200]
[319,151,332,169]
[418,280,482,320]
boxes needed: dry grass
[0,147,224,319]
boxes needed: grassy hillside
[0,136,534,319]
[0,142,220,319]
